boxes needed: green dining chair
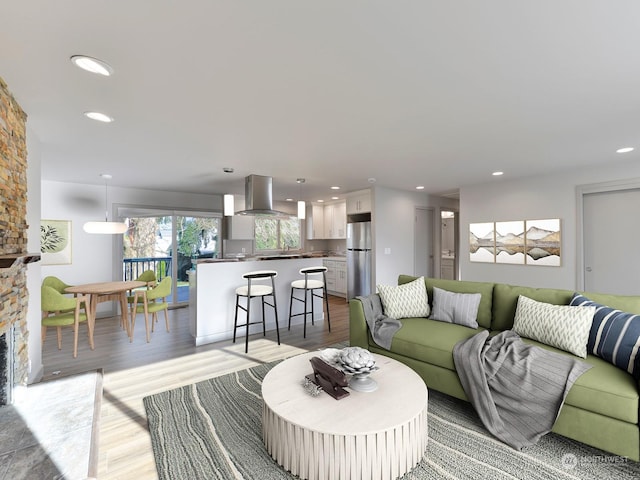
[42,275,74,294]
[127,269,157,316]
[41,285,94,358]
[42,275,76,314]
[130,277,172,342]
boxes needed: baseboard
[88,368,103,479]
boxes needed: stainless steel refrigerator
[347,221,372,299]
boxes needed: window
[255,216,301,251]
[119,206,221,305]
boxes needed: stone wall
[0,76,30,392]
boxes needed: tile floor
[0,371,101,480]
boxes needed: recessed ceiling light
[84,111,114,123]
[416,185,425,190]
[617,147,635,154]
[330,186,340,190]
[286,198,294,202]
[492,171,504,176]
[317,199,325,203]
[70,55,113,76]
[331,196,339,200]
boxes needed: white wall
[26,127,42,383]
[373,186,458,287]
[460,158,640,289]
[40,180,222,314]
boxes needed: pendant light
[223,194,235,216]
[222,167,235,216]
[297,178,306,219]
[83,174,128,234]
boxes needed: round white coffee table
[262,351,428,480]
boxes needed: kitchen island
[189,257,330,346]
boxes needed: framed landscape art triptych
[469,218,560,266]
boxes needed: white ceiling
[1,1,639,203]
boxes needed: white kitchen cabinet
[323,258,347,297]
[332,202,347,238]
[335,260,347,295]
[323,259,337,292]
[323,206,334,238]
[306,204,325,239]
[346,190,372,214]
[324,202,346,238]
[307,201,346,239]
[441,257,455,280]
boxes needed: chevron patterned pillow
[377,276,430,319]
[513,295,595,358]
[570,293,640,379]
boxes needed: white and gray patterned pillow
[430,287,481,328]
[513,295,595,358]
[377,277,430,319]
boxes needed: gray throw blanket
[357,294,402,350]
[453,330,592,450]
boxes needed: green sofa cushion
[522,338,638,424]
[390,317,487,371]
[398,275,495,329]
[492,284,575,331]
[492,283,640,332]
[579,290,640,315]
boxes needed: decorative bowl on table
[318,348,343,368]
[337,347,379,392]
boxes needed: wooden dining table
[65,280,146,338]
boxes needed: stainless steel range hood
[234,174,292,216]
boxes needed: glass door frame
[115,204,222,307]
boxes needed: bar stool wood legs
[288,266,331,338]
[234,270,280,353]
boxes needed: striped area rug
[143,360,640,480]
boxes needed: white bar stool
[288,266,331,338]
[234,270,280,353]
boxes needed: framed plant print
[41,219,72,265]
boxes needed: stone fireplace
[0,330,12,405]
[0,76,32,405]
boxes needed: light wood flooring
[41,295,350,479]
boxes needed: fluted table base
[262,352,428,480]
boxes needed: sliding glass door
[119,207,221,305]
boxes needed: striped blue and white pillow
[570,293,640,379]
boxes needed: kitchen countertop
[197,253,345,263]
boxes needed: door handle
[585,267,592,272]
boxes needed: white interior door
[414,207,434,278]
[583,188,640,295]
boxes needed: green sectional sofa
[349,275,640,461]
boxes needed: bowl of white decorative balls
[337,347,380,392]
